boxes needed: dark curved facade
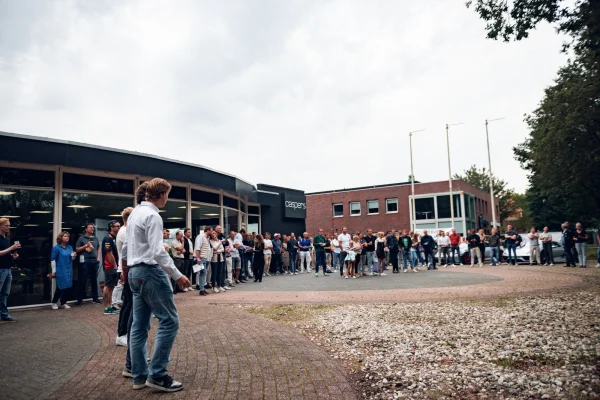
[0,131,305,308]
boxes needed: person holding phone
[574,222,589,268]
[49,231,76,310]
[0,217,20,322]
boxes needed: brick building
[306,179,498,236]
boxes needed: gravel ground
[244,291,600,399]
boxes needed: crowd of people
[0,176,599,392]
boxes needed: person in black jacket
[399,230,412,272]
[420,230,436,270]
[562,222,577,267]
[386,230,400,273]
[467,230,483,267]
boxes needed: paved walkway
[0,266,597,400]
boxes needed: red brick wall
[306,180,498,235]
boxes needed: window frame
[385,198,398,214]
[349,201,361,216]
[332,203,344,218]
[366,199,379,215]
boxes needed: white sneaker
[51,303,58,310]
[403,269,407,273]
[380,273,387,276]
[116,335,128,347]
[550,263,554,266]
[294,272,298,275]
[213,287,220,293]
[315,272,318,277]
[59,304,71,309]
[219,287,226,292]
[183,288,189,292]
[595,264,600,268]
[223,286,231,290]
[413,269,418,273]
[442,265,447,268]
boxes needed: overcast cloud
[0,0,567,193]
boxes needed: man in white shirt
[337,227,351,276]
[436,231,451,267]
[194,227,212,295]
[228,231,245,284]
[125,178,189,392]
[116,206,133,347]
[331,236,340,271]
[170,231,186,292]
[540,227,554,266]
[263,233,273,277]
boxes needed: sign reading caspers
[283,193,307,219]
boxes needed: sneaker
[403,269,407,273]
[213,287,219,293]
[413,269,418,273]
[133,379,147,390]
[380,273,387,276]
[219,287,226,292]
[183,288,188,292]
[294,272,298,275]
[92,299,102,304]
[51,303,59,310]
[324,273,329,276]
[315,273,318,277]
[223,286,232,290]
[110,305,120,313]
[352,276,357,279]
[595,264,600,268]
[345,276,348,279]
[59,304,71,309]
[122,368,133,378]
[116,335,128,347]
[145,374,183,392]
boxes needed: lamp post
[409,129,426,233]
[446,123,464,228]
[485,117,504,228]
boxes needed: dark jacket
[467,234,481,249]
[420,235,434,250]
[386,235,399,251]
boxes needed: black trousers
[272,253,282,274]
[51,287,69,305]
[172,258,185,293]
[117,282,132,337]
[77,261,99,303]
[542,242,554,264]
[339,252,347,276]
[184,258,194,282]
[424,248,436,269]
[390,249,399,271]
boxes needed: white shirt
[437,236,450,247]
[125,201,182,280]
[116,226,127,272]
[540,232,553,243]
[331,239,340,254]
[171,239,185,258]
[263,239,273,255]
[338,233,351,251]
[227,238,240,258]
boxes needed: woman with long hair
[209,231,225,293]
[416,234,427,267]
[410,234,420,272]
[345,236,359,279]
[253,234,265,282]
[375,232,387,276]
[48,231,76,309]
[281,235,290,274]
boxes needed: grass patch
[245,304,335,324]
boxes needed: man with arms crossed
[540,227,554,266]
[126,178,190,392]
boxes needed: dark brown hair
[56,231,70,244]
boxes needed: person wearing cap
[102,220,121,315]
[272,233,283,274]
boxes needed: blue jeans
[332,253,341,270]
[490,247,500,266]
[315,252,326,273]
[450,246,460,264]
[196,258,208,289]
[409,250,418,269]
[0,269,12,319]
[129,264,179,381]
[364,251,375,273]
[402,250,413,270]
[575,243,587,266]
[289,252,297,273]
[506,244,517,264]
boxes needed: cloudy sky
[0,0,567,194]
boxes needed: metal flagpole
[445,123,464,229]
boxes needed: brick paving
[0,266,597,400]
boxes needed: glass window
[248,215,260,235]
[415,197,435,220]
[240,201,247,214]
[436,194,462,219]
[386,198,398,213]
[350,202,361,216]
[63,173,133,194]
[0,188,54,307]
[223,208,239,233]
[160,201,187,231]
[333,203,343,217]
[367,200,379,214]
[248,205,260,215]
[191,204,220,236]
[0,167,54,187]
[223,196,238,209]
[168,186,187,201]
[465,195,473,218]
[191,189,220,205]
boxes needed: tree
[453,165,518,223]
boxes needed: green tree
[453,165,518,223]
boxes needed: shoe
[223,286,232,290]
[254,279,258,282]
[324,273,329,276]
[133,379,147,390]
[116,335,128,347]
[51,303,59,310]
[59,304,71,309]
[459,263,464,266]
[204,284,211,289]
[380,273,387,276]
[550,263,554,266]
[595,264,600,268]
[92,299,102,304]
[403,269,407,273]
[219,287,226,292]
[352,276,357,279]
[199,290,206,296]
[122,368,133,378]
[213,288,219,293]
[145,374,183,392]
[104,307,119,315]
[413,269,418,273]
[345,276,348,279]
[75,301,83,306]
[183,288,188,292]
[294,272,298,275]
[315,273,318,277]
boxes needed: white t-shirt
[264,239,273,255]
[437,236,450,247]
[331,239,340,254]
[338,233,351,251]
[540,232,552,243]
[116,226,127,272]
[171,239,185,259]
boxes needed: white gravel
[294,291,600,399]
